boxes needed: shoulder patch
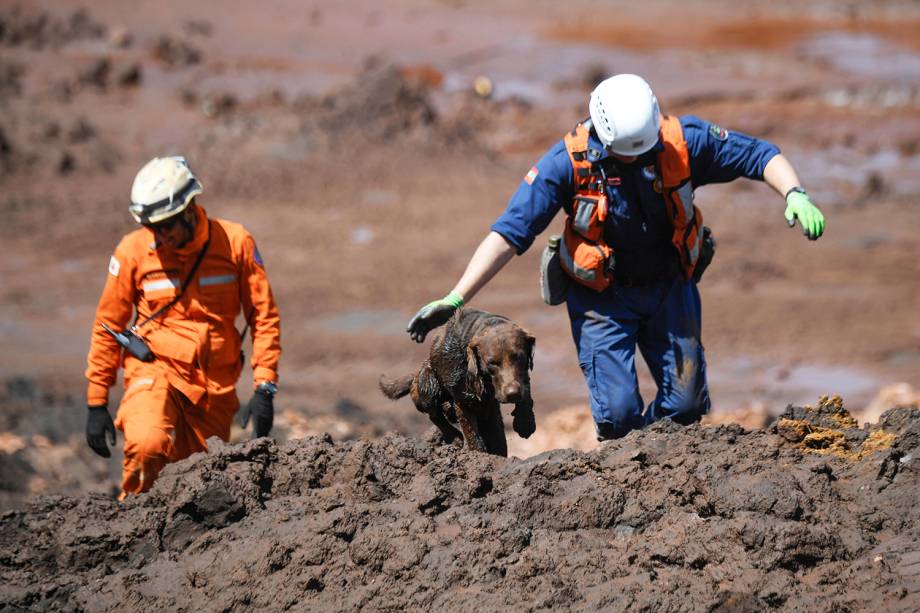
[108,256,120,277]
[524,166,539,185]
[253,246,264,267]
[709,123,729,141]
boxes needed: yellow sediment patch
[776,418,811,443]
[812,395,860,429]
[779,420,897,461]
[802,428,849,456]
[859,430,897,459]
[815,395,845,411]
[776,396,897,461]
[830,412,860,430]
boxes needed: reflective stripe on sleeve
[200,274,237,287]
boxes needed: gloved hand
[784,189,825,241]
[86,405,116,458]
[407,291,464,343]
[239,389,274,438]
[511,399,536,439]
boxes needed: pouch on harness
[557,116,709,293]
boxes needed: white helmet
[129,156,203,224]
[588,74,661,156]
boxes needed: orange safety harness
[559,115,704,292]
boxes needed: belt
[609,250,681,287]
[613,274,676,288]
[613,264,681,288]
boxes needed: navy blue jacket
[491,115,780,281]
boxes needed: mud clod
[0,6,106,50]
[152,35,202,67]
[314,65,438,141]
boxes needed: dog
[379,308,536,457]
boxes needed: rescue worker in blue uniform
[407,74,825,440]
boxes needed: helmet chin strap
[180,210,195,234]
[175,206,197,248]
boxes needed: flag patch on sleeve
[524,166,539,185]
[108,256,120,277]
[709,123,729,141]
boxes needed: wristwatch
[255,381,278,396]
[784,186,807,200]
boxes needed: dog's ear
[465,342,485,400]
[525,333,536,371]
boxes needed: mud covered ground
[2,399,919,611]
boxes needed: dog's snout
[503,383,523,402]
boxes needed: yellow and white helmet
[128,156,203,224]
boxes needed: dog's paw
[512,406,536,439]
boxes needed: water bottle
[540,234,569,305]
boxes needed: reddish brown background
[1,0,918,503]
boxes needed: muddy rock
[0,127,15,175]
[312,65,438,141]
[78,57,111,90]
[773,395,903,461]
[114,62,142,87]
[0,59,24,103]
[152,35,202,67]
[0,6,106,50]
[1,402,918,611]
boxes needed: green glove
[407,291,464,343]
[784,189,825,241]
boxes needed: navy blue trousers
[566,277,711,440]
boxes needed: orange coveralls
[85,204,281,495]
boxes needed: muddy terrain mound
[2,398,918,611]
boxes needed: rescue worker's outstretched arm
[763,154,825,241]
[450,231,518,304]
[407,231,516,343]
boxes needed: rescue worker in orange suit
[84,156,281,496]
[407,74,825,441]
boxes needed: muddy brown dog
[379,308,536,456]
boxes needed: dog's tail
[378,373,414,399]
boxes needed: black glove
[511,399,536,439]
[691,226,716,284]
[86,405,116,458]
[239,389,274,438]
[407,292,464,343]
